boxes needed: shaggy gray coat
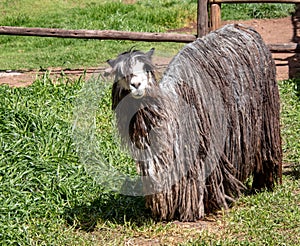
[109,24,282,221]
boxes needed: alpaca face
[107,48,156,99]
[129,60,152,98]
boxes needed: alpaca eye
[125,74,134,81]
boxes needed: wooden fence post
[210,3,222,31]
[197,0,209,37]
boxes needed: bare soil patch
[0,17,297,86]
[170,17,297,81]
[224,17,296,81]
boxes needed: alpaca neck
[115,86,168,151]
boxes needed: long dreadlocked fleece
[112,24,282,221]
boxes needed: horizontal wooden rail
[0,26,196,43]
[268,43,300,52]
[1,26,299,53]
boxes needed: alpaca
[107,24,282,221]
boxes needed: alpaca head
[107,48,156,99]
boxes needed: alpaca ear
[105,59,115,77]
[146,48,155,59]
[107,59,116,68]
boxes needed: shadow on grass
[291,79,300,98]
[283,163,300,180]
[64,193,152,232]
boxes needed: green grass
[0,75,149,244]
[186,178,300,245]
[280,79,300,175]
[222,3,295,20]
[0,74,299,245]
[0,0,196,70]
[0,0,295,70]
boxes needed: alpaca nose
[130,82,141,89]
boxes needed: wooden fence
[0,26,196,43]
[0,0,299,53]
[209,0,300,31]
[0,0,207,42]
[208,0,300,53]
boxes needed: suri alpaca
[107,24,282,221]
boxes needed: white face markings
[129,59,150,99]
[108,49,156,99]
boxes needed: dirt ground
[223,17,298,81]
[0,17,298,87]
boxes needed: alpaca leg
[252,160,282,191]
